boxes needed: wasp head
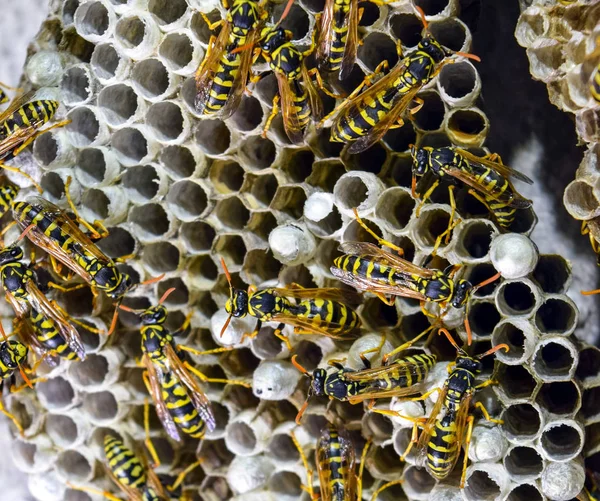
[411,146,431,176]
[418,36,447,63]
[455,355,482,375]
[0,245,23,266]
[0,340,28,370]
[451,279,472,309]
[310,368,327,397]
[140,304,167,325]
[225,289,249,318]
[105,271,134,300]
[260,27,289,53]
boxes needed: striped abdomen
[321,427,348,501]
[0,184,17,218]
[29,308,78,360]
[289,79,312,131]
[426,413,459,480]
[333,254,413,289]
[320,1,352,73]
[372,354,436,391]
[291,297,360,334]
[161,370,206,439]
[0,100,58,137]
[591,65,600,103]
[104,435,147,490]
[202,51,244,116]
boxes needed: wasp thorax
[456,355,482,374]
[106,271,134,300]
[260,27,287,52]
[412,147,431,176]
[419,36,447,63]
[0,340,28,370]
[451,279,472,308]
[0,245,24,265]
[141,305,167,325]
[311,368,327,396]
[226,289,249,317]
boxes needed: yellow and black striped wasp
[11,177,160,334]
[0,91,70,192]
[330,209,499,345]
[194,0,273,118]
[292,423,371,501]
[68,434,201,501]
[374,328,508,488]
[0,245,87,363]
[121,288,247,452]
[578,471,600,501]
[582,221,600,266]
[220,258,361,350]
[411,145,533,231]
[321,7,480,153]
[581,33,600,104]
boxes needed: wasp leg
[167,459,204,494]
[381,324,435,364]
[273,322,292,351]
[319,60,389,127]
[200,15,223,32]
[144,397,161,467]
[352,208,404,256]
[0,400,24,436]
[0,161,42,194]
[408,96,424,116]
[460,414,476,488]
[10,377,47,393]
[370,480,404,501]
[374,293,396,306]
[359,335,386,367]
[64,176,109,239]
[183,361,251,387]
[241,320,262,343]
[178,345,233,357]
[432,215,461,256]
[415,179,439,218]
[446,185,457,243]
[419,301,438,320]
[291,431,317,499]
[327,358,347,367]
[473,400,502,424]
[307,67,344,99]
[0,220,15,241]
[484,152,502,163]
[263,95,281,138]
[65,483,122,501]
[47,281,88,293]
[357,439,372,500]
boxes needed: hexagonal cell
[467,301,501,340]
[534,297,577,335]
[146,101,186,142]
[122,164,162,204]
[501,403,543,442]
[464,467,502,501]
[388,154,413,188]
[238,135,277,171]
[532,339,577,381]
[131,59,172,100]
[37,376,76,411]
[454,220,495,261]
[142,241,181,274]
[582,387,600,423]
[496,280,539,317]
[310,127,344,159]
[129,203,171,238]
[279,149,315,183]
[245,210,278,242]
[438,62,478,103]
[229,95,264,132]
[414,0,451,16]
[532,254,571,294]
[188,255,219,290]
[98,83,141,127]
[360,297,400,330]
[111,126,151,165]
[159,145,197,179]
[412,207,452,250]
[159,31,195,73]
[506,483,543,501]
[270,185,307,219]
[576,345,600,384]
[157,277,189,307]
[209,160,245,195]
[45,413,79,448]
[539,422,583,462]
[56,449,93,483]
[167,180,209,222]
[508,206,537,235]
[243,249,281,285]
[67,106,104,147]
[214,196,250,230]
[466,263,501,298]
[195,119,231,155]
[382,121,417,153]
[357,32,399,72]
[446,108,488,146]
[148,0,188,27]
[273,3,309,39]
[375,188,415,233]
[190,9,219,43]
[342,217,383,246]
[412,91,445,132]
[429,17,468,51]
[212,234,247,268]
[403,466,435,497]
[492,320,535,366]
[97,226,137,259]
[369,443,404,479]
[535,381,581,416]
[389,12,423,48]
[342,141,388,174]
[504,446,544,481]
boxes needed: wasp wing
[11,314,51,365]
[454,148,533,185]
[276,72,306,144]
[163,342,216,433]
[104,464,145,501]
[272,286,362,305]
[339,0,360,80]
[0,91,36,124]
[415,386,448,462]
[144,356,182,443]
[302,63,324,123]
[270,312,359,339]
[316,426,356,501]
[24,279,86,360]
[315,0,335,70]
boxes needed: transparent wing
[302,63,323,123]
[415,386,448,461]
[163,342,216,433]
[144,356,182,443]
[339,0,359,80]
[270,311,359,339]
[454,148,533,185]
[272,286,362,305]
[315,427,356,501]
[277,72,305,144]
[315,0,335,69]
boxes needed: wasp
[258,25,328,144]
[374,328,508,488]
[411,145,533,231]
[68,434,201,501]
[330,209,499,345]
[291,326,437,423]
[0,334,31,435]
[0,245,87,364]
[121,288,247,449]
[221,258,361,350]
[0,91,69,192]
[582,221,600,266]
[579,471,600,501]
[11,177,157,334]
[292,423,371,501]
[321,7,480,153]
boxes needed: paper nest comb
[0,0,595,500]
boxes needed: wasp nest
[1,0,593,500]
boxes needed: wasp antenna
[277,0,295,25]
[464,315,473,346]
[477,342,509,359]
[141,273,165,286]
[473,271,501,292]
[295,399,309,425]
[230,40,256,55]
[159,287,177,305]
[454,51,481,63]
[438,327,463,353]
[18,364,33,390]
[414,5,428,31]
[221,257,233,286]
[107,305,120,336]
[411,174,417,199]
[582,288,600,296]
[219,313,233,338]
[291,354,310,376]
[18,223,35,242]
[118,304,137,313]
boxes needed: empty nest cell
[166,179,209,222]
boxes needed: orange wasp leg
[144,397,161,468]
[370,479,404,501]
[352,207,404,256]
[65,483,122,501]
[262,95,281,138]
[291,431,317,499]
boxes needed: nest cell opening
[167,180,208,221]
[129,203,170,236]
[70,354,110,388]
[418,131,452,149]
[268,434,299,462]
[492,323,527,363]
[238,136,276,171]
[180,221,216,253]
[210,161,244,194]
[146,101,185,142]
[502,403,542,440]
[229,95,264,132]
[76,147,108,185]
[252,326,285,358]
[439,62,476,100]
[98,83,139,127]
[33,132,59,167]
[67,107,101,147]
[243,249,281,284]
[540,424,582,461]
[12,441,37,470]
[373,480,405,501]
[428,18,467,52]
[91,43,121,81]
[535,298,576,334]
[56,450,92,482]
[59,284,96,317]
[506,484,543,501]
[159,32,194,71]
[132,59,170,101]
[61,66,93,105]
[268,471,302,498]
[464,469,501,501]
[536,381,579,416]
[364,412,394,440]
[361,297,400,330]
[116,14,149,50]
[213,234,246,267]
[582,387,600,421]
[448,109,486,141]
[274,4,309,40]
[299,0,324,13]
[160,145,196,179]
[64,490,93,501]
[195,119,231,155]
[148,0,187,25]
[83,390,119,422]
[312,127,344,159]
[459,221,494,259]
[215,196,250,230]
[532,255,570,294]
[188,255,219,289]
[62,0,79,25]
[210,402,230,435]
[75,1,110,38]
[81,188,110,220]
[45,414,78,448]
[37,377,76,410]
[414,208,451,249]
[414,0,450,16]
[498,282,536,316]
[383,122,417,152]
[403,466,436,496]
[142,241,180,273]
[371,444,403,476]
[532,341,575,380]
[389,154,413,188]
[270,186,307,219]
[468,263,501,297]
[412,91,445,131]
[226,421,257,455]
[334,175,371,212]
[358,32,399,72]
[111,127,149,165]
[122,164,160,202]
[344,142,387,174]
[577,346,600,382]
[390,13,423,48]
[303,414,328,438]
[343,217,383,245]
[246,211,277,242]
[282,150,315,183]
[247,173,278,208]
[377,188,415,231]
[96,226,136,258]
[504,446,543,480]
